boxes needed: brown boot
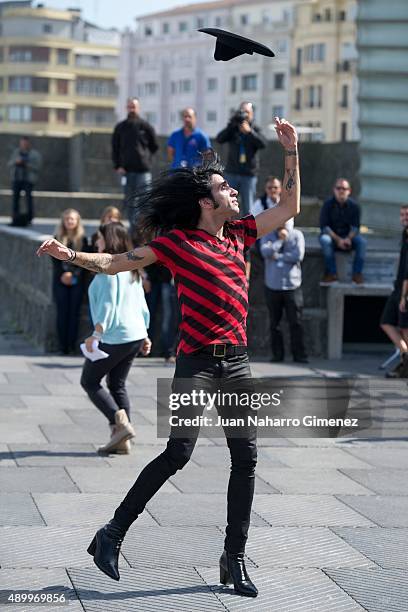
[321,273,337,284]
[352,273,364,285]
[98,411,135,454]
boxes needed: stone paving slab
[33,493,158,526]
[244,527,375,569]
[66,466,178,494]
[0,568,82,611]
[332,527,408,569]
[0,525,121,568]
[169,465,278,494]
[5,372,71,385]
[0,444,16,466]
[103,445,183,469]
[0,494,45,526]
[68,566,225,612]
[344,446,408,469]
[40,424,109,444]
[0,408,75,425]
[0,467,79,493]
[66,408,153,428]
[255,468,374,495]
[122,526,241,568]
[9,444,111,467]
[0,423,48,444]
[337,495,408,527]
[0,394,26,408]
[21,395,93,410]
[0,356,31,371]
[253,494,376,527]
[196,566,365,611]
[261,447,374,469]
[43,384,91,397]
[325,568,408,612]
[0,384,49,395]
[145,493,269,527]
[191,445,286,468]
[341,468,408,495]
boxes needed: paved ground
[0,325,407,611]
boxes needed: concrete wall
[0,131,360,202]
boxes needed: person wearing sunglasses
[319,178,366,284]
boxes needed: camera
[232,110,249,125]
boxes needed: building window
[207,77,218,92]
[0,48,3,63]
[341,122,347,141]
[240,14,249,26]
[162,22,170,34]
[242,74,257,91]
[56,79,69,95]
[43,23,52,33]
[341,84,349,107]
[312,13,321,22]
[230,76,237,93]
[274,73,285,90]
[179,21,188,32]
[171,81,176,94]
[180,79,192,92]
[215,16,222,27]
[305,43,326,63]
[206,110,217,122]
[76,78,117,97]
[308,85,315,108]
[31,107,49,122]
[75,107,115,125]
[56,108,68,123]
[317,85,323,108]
[9,46,49,62]
[144,26,153,36]
[196,17,205,28]
[9,76,48,93]
[295,48,302,75]
[57,48,69,64]
[145,111,157,124]
[8,105,31,122]
[0,78,3,92]
[277,39,287,53]
[295,88,302,110]
[272,105,284,119]
[145,82,158,96]
[324,8,331,21]
[339,10,347,21]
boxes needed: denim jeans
[265,287,307,361]
[12,180,33,222]
[113,352,257,554]
[80,340,143,424]
[146,281,178,358]
[225,173,257,217]
[123,172,152,236]
[319,233,366,275]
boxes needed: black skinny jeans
[80,340,143,424]
[113,352,257,554]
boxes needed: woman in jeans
[52,209,88,355]
[80,222,151,454]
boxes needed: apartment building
[290,0,358,142]
[119,0,295,139]
[0,0,120,136]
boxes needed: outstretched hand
[274,117,298,149]
[36,238,70,261]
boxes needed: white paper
[80,340,109,362]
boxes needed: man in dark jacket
[8,136,42,226]
[319,178,366,284]
[112,98,159,237]
[216,101,266,216]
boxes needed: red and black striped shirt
[149,215,258,354]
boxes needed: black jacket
[112,116,159,173]
[52,237,89,284]
[216,121,266,176]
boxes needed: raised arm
[255,118,300,239]
[36,239,157,274]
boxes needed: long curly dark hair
[137,158,225,238]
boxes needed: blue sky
[38,0,206,30]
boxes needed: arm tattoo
[77,253,113,274]
[285,149,298,157]
[285,169,296,192]
[126,250,144,262]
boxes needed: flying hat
[198,27,275,61]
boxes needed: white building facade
[118,0,296,139]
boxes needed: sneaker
[321,273,338,284]
[352,273,364,285]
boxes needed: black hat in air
[198,27,275,61]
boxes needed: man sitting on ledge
[319,178,366,285]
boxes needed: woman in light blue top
[80,222,151,454]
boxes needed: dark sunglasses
[335,186,349,191]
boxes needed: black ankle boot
[219,550,258,597]
[87,520,126,581]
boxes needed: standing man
[37,118,300,599]
[216,102,266,216]
[251,176,294,230]
[167,108,212,169]
[319,178,366,284]
[380,205,408,378]
[8,136,42,226]
[112,98,159,237]
[260,225,308,363]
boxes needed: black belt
[192,344,247,358]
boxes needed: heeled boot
[98,425,131,455]
[219,550,258,597]
[87,519,126,581]
[97,410,135,454]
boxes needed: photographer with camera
[216,101,266,216]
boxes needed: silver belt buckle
[213,344,226,357]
